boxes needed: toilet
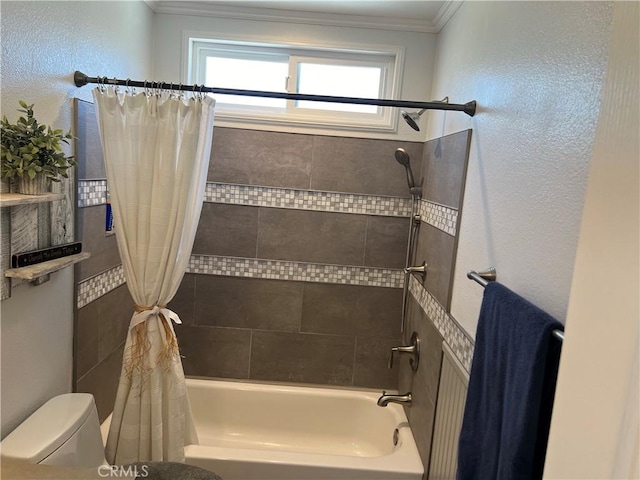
[1,393,107,468]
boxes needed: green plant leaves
[1,101,76,181]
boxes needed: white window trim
[182,30,405,133]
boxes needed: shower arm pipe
[74,71,477,116]
[467,267,565,342]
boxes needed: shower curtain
[93,88,215,464]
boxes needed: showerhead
[401,97,449,132]
[401,110,424,132]
[394,148,421,196]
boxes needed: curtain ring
[113,77,119,94]
[125,78,131,95]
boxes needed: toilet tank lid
[1,393,97,463]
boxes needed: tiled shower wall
[73,98,425,421]
[397,130,473,479]
[73,99,474,474]
[171,128,424,389]
[74,100,129,421]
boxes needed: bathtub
[186,378,423,480]
[103,378,424,480]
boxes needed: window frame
[184,32,405,132]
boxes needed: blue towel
[457,282,563,480]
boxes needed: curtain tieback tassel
[125,305,182,378]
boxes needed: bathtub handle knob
[388,332,420,371]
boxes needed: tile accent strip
[409,275,474,372]
[77,179,108,208]
[205,183,412,217]
[76,256,404,308]
[77,264,125,309]
[417,199,458,236]
[77,182,462,238]
[188,255,404,289]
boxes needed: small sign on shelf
[11,242,82,268]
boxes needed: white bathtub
[185,378,423,480]
[102,378,424,480]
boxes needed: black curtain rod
[74,71,476,117]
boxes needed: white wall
[0,0,153,439]
[151,11,436,140]
[544,2,639,477]
[425,1,615,335]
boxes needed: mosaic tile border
[77,182,461,238]
[77,179,108,208]
[77,179,412,218]
[409,275,474,372]
[76,255,403,308]
[188,255,404,289]
[77,264,125,309]
[417,199,458,237]
[205,183,412,217]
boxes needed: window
[187,36,404,131]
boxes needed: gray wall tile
[407,387,437,479]
[76,205,121,281]
[413,223,455,310]
[310,136,424,197]
[75,100,106,180]
[402,299,444,406]
[209,128,313,189]
[250,331,354,385]
[98,285,133,363]
[193,203,259,257]
[177,325,251,379]
[420,130,472,209]
[76,343,124,423]
[364,216,410,269]
[168,273,196,325]
[354,336,401,389]
[301,283,402,338]
[76,300,100,379]
[258,208,367,265]
[398,298,444,479]
[194,275,303,332]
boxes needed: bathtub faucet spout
[377,391,412,407]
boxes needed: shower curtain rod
[74,71,477,117]
[467,268,565,342]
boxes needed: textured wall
[0,1,153,438]
[545,2,639,477]
[425,1,614,337]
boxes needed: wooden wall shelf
[5,252,91,281]
[0,192,65,208]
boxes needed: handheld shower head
[394,148,421,196]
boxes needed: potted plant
[1,101,75,195]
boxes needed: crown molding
[143,1,463,33]
[433,0,464,32]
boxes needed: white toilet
[1,393,107,468]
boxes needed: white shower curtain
[93,88,215,464]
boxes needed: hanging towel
[457,282,563,480]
